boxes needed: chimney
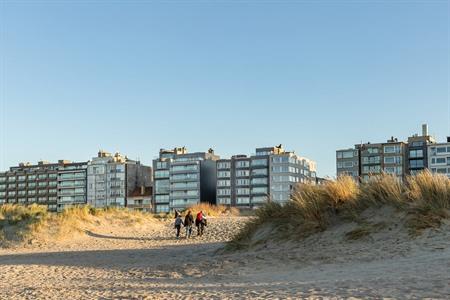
[422,124,428,136]
[141,185,145,195]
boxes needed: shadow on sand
[0,242,225,270]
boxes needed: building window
[236,188,250,195]
[154,195,170,203]
[384,145,400,153]
[251,159,267,167]
[252,196,267,203]
[217,161,231,169]
[217,180,231,187]
[409,160,424,168]
[236,197,250,204]
[384,156,402,164]
[236,179,250,186]
[217,197,231,205]
[155,170,170,178]
[156,161,168,169]
[171,165,198,172]
[235,170,250,177]
[409,149,423,158]
[252,169,267,176]
[367,148,379,154]
[251,178,267,185]
[217,189,231,196]
[217,171,231,178]
[251,187,268,194]
[235,161,250,168]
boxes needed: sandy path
[0,216,449,299]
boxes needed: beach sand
[0,214,449,299]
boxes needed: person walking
[184,210,194,239]
[174,214,184,239]
[195,211,203,236]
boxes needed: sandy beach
[0,215,449,299]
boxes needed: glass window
[235,161,250,168]
[217,180,231,187]
[217,171,231,178]
[251,168,267,176]
[156,161,168,169]
[251,187,268,194]
[409,149,423,158]
[236,197,250,204]
[155,170,170,178]
[436,158,446,164]
[251,178,267,185]
[236,188,250,195]
[251,159,267,166]
[217,197,231,205]
[38,174,48,179]
[436,147,446,153]
[171,164,198,172]
[409,160,424,168]
[235,170,250,177]
[155,195,170,203]
[383,145,401,154]
[217,161,231,169]
[217,189,231,196]
[235,179,250,186]
[28,175,36,181]
[7,177,16,182]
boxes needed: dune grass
[229,171,450,249]
[184,203,240,217]
[0,205,154,247]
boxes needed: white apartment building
[428,140,450,178]
[87,150,152,208]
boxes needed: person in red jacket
[195,211,203,236]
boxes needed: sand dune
[0,214,449,299]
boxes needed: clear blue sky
[1,1,449,177]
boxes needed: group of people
[174,210,208,239]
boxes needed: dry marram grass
[229,172,450,249]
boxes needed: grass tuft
[229,172,450,249]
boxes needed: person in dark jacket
[174,214,184,239]
[184,210,194,239]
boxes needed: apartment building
[0,160,88,212]
[152,147,219,213]
[217,145,318,208]
[407,124,435,175]
[340,138,407,182]
[127,186,153,212]
[336,124,438,181]
[336,148,359,179]
[428,138,450,178]
[87,150,152,208]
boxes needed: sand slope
[0,213,449,299]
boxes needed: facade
[336,148,360,179]
[407,124,436,175]
[336,124,439,181]
[152,147,219,213]
[428,139,450,178]
[0,160,88,212]
[127,186,153,212]
[87,151,152,208]
[217,145,318,208]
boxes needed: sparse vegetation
[229,171,450,249]
[0,205,154,247]
[185,203,240,217]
